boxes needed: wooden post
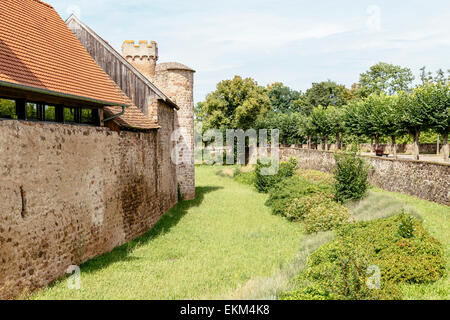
[55,105,65,123]
[99,108,104,127]
[16,99,26,120]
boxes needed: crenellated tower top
[122,40,158,78]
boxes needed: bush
[284,193,334,222]
[254,157,297,193]
[302,200,350,234]
[283,214,445,300]
[334,152,369,203]
[266,176,333,217]
[296,169,334,184]
[397,212,415,239]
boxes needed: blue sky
[51,0,450,103]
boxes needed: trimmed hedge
[302,200,349,234]
[281,214,445,300]
[266,176,333,217]
[334,152,369,203]
[254,158,298,193]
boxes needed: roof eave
[0,80,129,108]
[65,14,180,111]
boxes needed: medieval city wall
[279,147,450,206]
[153,65,196,200]
[0,120,178,299]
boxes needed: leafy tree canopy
[197,76,270,130]
[358,62,414,97]
[305,80,350,109]
[266,82,303,114]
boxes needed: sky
[50,0,450,104]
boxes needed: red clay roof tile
[0,0,127,106]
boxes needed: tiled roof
[0,0,127,106]
[105,82,159,130]
[65,14,179,110]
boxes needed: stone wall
[291,143,441,154]
[153,63,196,200]
[279,147,450,206]
[0,120,178,299]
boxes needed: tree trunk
[436,134,440,155]
[391,136,397,159]
[340,134,344,150]
[413,130,420,160]
[336,133,340,150]
[375,133,380,150]
[443,133,449,163]
[324,137,329,151]
[307,136,311,149]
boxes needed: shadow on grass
[79,185,223,275]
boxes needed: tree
[256,112,303,146]
[420,66,450,85]
[266,82,303,114]
[305,80,350,108]
[326,106,345,150]
[358,62,414,97]
[310,106,332,150]
[357,94,402,152]
[0,99,16,119]
[364,94,404,158]
[398,87,434,160]
[298,115,315,149]
[426,82,450,162]
[343,100,366,147]
[198,76,270,131]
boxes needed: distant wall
[0,120,177,299]
[290,143,441,154]
[279,147,450,206]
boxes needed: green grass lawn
[30,165,449,300]
[31,165,304,300]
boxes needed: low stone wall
[280,147,450,206]
[0,120,177,299]
[289,143,440,154]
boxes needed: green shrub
[266,176,333,216]
[254,157,298,193]
[296,169,334,184]
[234,170,256,186]
[302,201,350,234]
[284,193,334,222]
[284,214,445,300]
[333,152,369,203]
[397,212,415,239]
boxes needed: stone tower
[122,41,196,200]
[122,40,158,79]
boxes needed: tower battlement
[122,40,158,61]
[122,40,158,78]
[121,39,196,200]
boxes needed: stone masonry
[0,120,177,299]
[122,41,196,200]
[279,147,450,205]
